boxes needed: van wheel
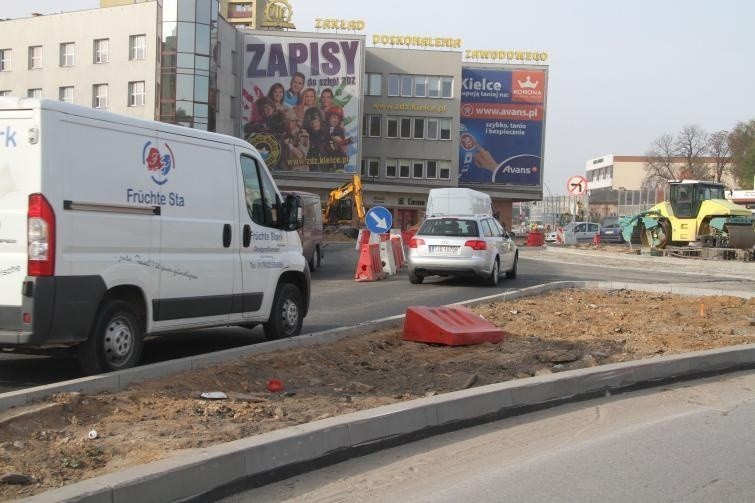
[309,246,321,271]
[263,283,303,340]
[77,300,144,375]
[505,253,518,279]
[486,258,500,286]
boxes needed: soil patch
[1,289,753,499]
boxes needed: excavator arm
[324,174,365,225]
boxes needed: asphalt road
[0,243,750,391]
[221,370,755,503]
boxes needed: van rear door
[0,105,38,317]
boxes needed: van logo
[142,141,175,186]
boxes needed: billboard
[459,66,547,185]
[242,33,363,173]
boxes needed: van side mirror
[281,194,303,231]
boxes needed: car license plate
[430,245,458,254]
[605,230,615,234]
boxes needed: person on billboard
[284,72,305,107]
[294,87,318,122]
[244,96,283,138]
[267,82,289,112]
[320,88,334,111]
[280,108,310,171]
[460,132,498,177]
[302,107,330,169]
[325,106,351,155]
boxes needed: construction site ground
[1,287,754,500]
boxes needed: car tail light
[409,238,425,248]
[28,193,56,276]
[464,239,487,251]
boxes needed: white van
[0,98,310,374]
[425,188,493,217]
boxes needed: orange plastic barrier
[401,230,416,245]
[525,230,545,247]
[355,243,386,282]
[402,305,505,346]
[357,228,371,247]
[390,236,405,268]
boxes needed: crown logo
[517,75,539,89]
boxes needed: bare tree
[707,130,731,183]
[674,125,710,179]
[644,133,678,185]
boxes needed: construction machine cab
[669,181,726,219]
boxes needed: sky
[3,0,754,195]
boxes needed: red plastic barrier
[357,228,371,247]
[592,232,601,245]
[391,236,405,268]
[401,230,416,245]
[402,305,505,346]
[525,231,545,247]
[355,243,386,282]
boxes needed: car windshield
[418,218,479,237]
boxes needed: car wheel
[485,258,500,286]
[315,245,322,268]
[408,270,424,284]
[505,253,518,279]
[263,283,303,340]
[77,300,144,375]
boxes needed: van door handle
[243,224,251,247]
[223,224,232,248]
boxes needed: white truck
[425,188,493,217]
[0,98,310,374]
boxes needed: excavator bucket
[726,224,755,249]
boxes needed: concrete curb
[12,282,755,502]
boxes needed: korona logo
[142,141,175,185]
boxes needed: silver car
[407,215,518,285]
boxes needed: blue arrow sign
[365,206,393,234]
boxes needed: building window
[386,116,399,138]
[27,88,42,99]
[441,77,453,98]
[412,161,424,179]
[387,74,399,96]
[413,75,426,97]
[361,158,380,177]
[399,159,410,178]
[386,159,397,178]
[413,118,424,139]
[60,43,75,67]
[427,76,440,98]
[28,46,42,69]
[426,160,438,179]
[439,160,451,179]
[400,75,412,97]
[426,119,439,140]
[363,115,381,137]
[400,118,411,139]
[129,34,146,60]
[365,73,382,96]
[128,81,145,106]
[93,84,108,108]
[0,49,11,71]
[94,39,109,64]
[59,86,74,103]
[0,90,11,97]
[440,118,451,140]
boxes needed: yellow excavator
[323,174,366,236]
[620,180,755,249]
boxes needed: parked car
[544,230,558,243]
[599,216,625,243]
[407,215,518,285]
[563,221,601,243]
